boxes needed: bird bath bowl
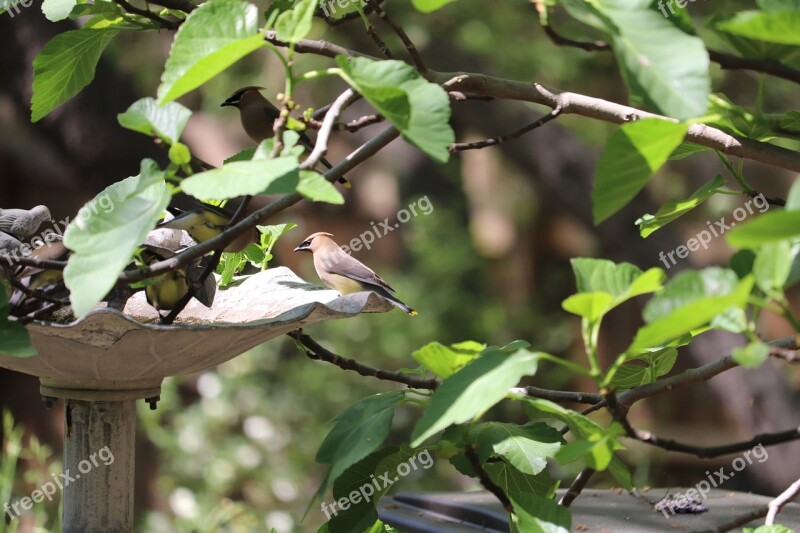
[0,267,392,532]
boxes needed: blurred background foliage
[1,0,800,531]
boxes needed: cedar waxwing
[140,246,216,313]
[0,205,50,240]
[221,87,351,188]
[157,203,258,253]
[293,232,417,316]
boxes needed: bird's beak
[293,245,307,253]
[220,98,236,107]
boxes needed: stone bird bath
[0,267,392,532]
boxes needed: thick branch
[558,467,596,507]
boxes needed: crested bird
[140,246,216,313]
[293,232,417,316]
[221,87,350,188]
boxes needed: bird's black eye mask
[301,239,312,247]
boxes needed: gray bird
[0,205,50,240]
[221,87,350,188]
[293,232,417,316]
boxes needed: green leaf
[474,422,562,475]
[336,56,454,163]
[630,275,754,352]
[732,342,770,368]
[0,285,37,357]
[181,157,300,200]
[117,97,192,145]
[316,392,404,487]
[411,348,543,446]
[562,292,614,322]
[726,210,800,248]
[609,348,678,390]
[31,28,119,122]
[168,142,191,166]
[711,307,748,333]
[157,0,264,104]
[509,492,570,533]
[754,241,792,295]
[224,148,257,164]
[274,0,316,43]
[636,174,725,238]
[758,0,800,10]
[483,461,558,499]
[717,11,800,45]
[593,119,688,223]
[643,267,740,323]
[730,249,756,278]
[297,171,345,204]
[669,142,711,160]
[411,0,458,12]
[328,446,420,533]
[571,1,710,120]
[42,0,76,21]
[64,160,170,316]
[411,340,484,378]
[744,525,794,533]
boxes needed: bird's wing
[332,254,396,293]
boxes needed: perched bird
[293,232,417,316]
[140,246,216,313]
[157,203,257,253]
[221,87,350,188]
[0,205,50,240]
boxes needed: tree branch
[114,0,179,29]
[465,445,512,513]
[558,467,596,507]
[302,89,359,170]
[449,108,561,152]
[767,476,800,525]
[364,0,428,73]
[288,330,439,389]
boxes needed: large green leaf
[296,171,345,205]
[328,446,418,533]
[180,157,300,200]
[564,259,664,320]
[0,285,37,357]
[717,11,800,45]
[483,461,558,499]
[274,0,316,43]
[636,174,725,238]
[643,267,740,323]
[565,0,709,120]
[31,28,119,122]
[474,422,562,476]
[411,340,484,378]
[64,160,170,316]
[157,0,264,104]
[630,276,754,352]
[336,57,454,163]
[754,241,792,295]
[509,492,571,533]
[316,392,404,487]
[726,210,800,248]
[411,348,543,446]
[593,119,688,223]
[118,98,192,145]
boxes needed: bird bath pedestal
[0,267,392,532]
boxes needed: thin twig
[695,506,769,533]
[606,390,800,458]
[305,113,385,133]
[449,108,561,152]
[541,23,610,52]
[288,330,439,389]
[766,476,800,525]
[364,0,428,73]
[558,467,596,507]
[366,23,394,59]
